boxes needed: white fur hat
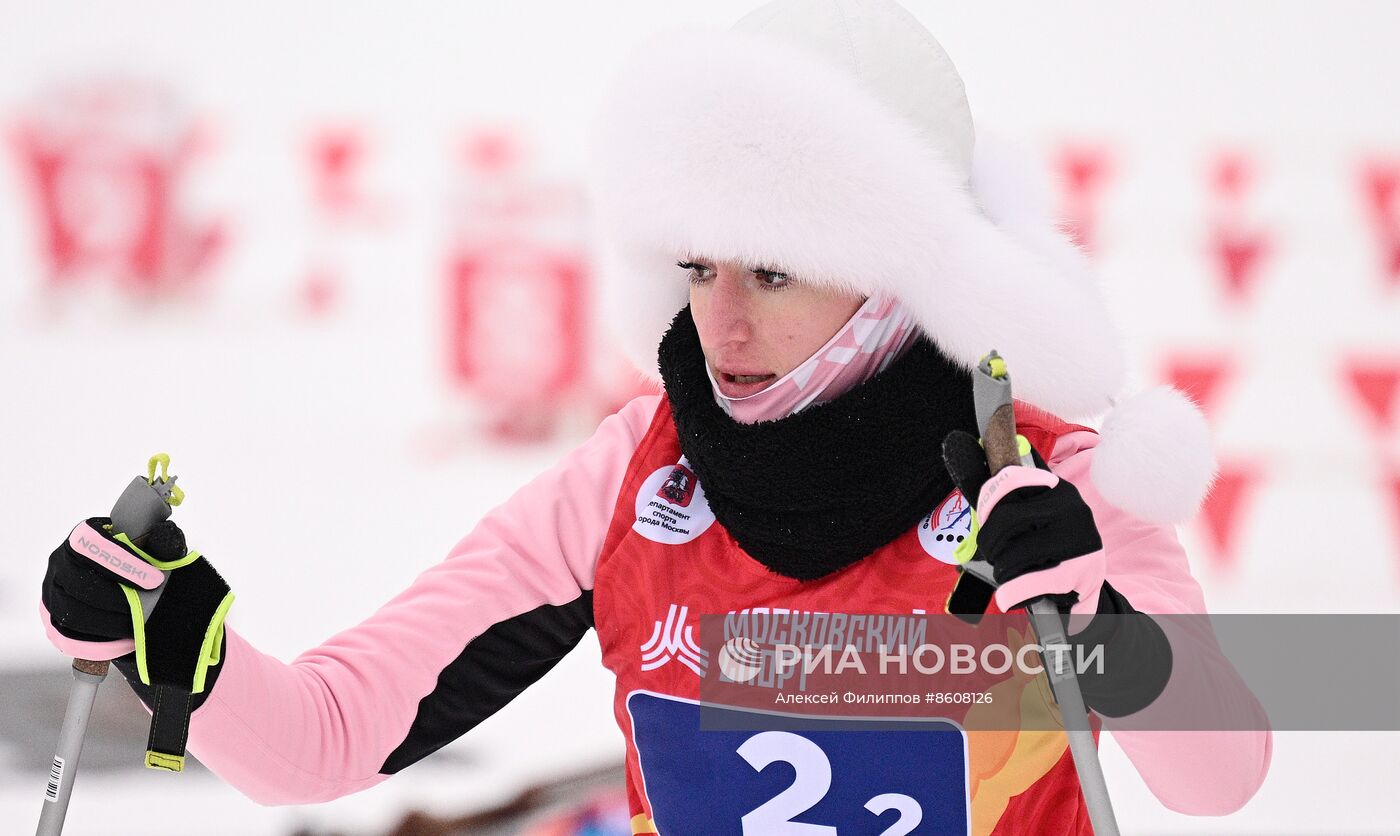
[588,0,1215,525]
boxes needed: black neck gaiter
[657,305,979,581]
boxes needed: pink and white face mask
[705,295,920,424]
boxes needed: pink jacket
[141,394,1271,813]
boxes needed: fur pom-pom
[1091,386,1218,524]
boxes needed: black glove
[941,429,1104,612]
[42,516,233,769]
[941,430,1172,716]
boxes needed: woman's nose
[708,273,753,345]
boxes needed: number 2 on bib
[739,731,923,836]
[627,691,970,835]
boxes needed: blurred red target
[447,245,585,439]
[10,78,222,294]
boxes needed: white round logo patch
[633,459,717,544]
[918,489,974,565]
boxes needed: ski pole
[37,455,184,836]
[963,351,1121,835]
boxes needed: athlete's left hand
[940,430,1105,616]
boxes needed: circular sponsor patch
[633,459,717,544]
[918,490,973,565]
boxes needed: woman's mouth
[716,370,778,397]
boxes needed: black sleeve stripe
[379,590,596,775]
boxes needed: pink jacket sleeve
[1049,430,1273,816]
[173,395,661,805]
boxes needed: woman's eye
[677,261,715,282]
[754,270,791,289]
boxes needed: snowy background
[3,1,1399,833]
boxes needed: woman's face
[683,257,864,398]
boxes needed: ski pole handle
[971,352,1120,836]
[63,469,178,670]
[37,456,182,836]
[979,405,1023,474]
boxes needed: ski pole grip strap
[139,558,232,691]
[145,684,192,772]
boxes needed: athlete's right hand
[41,517,234,699]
